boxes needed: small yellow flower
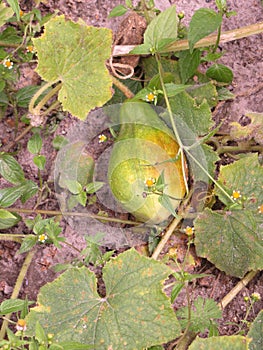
[258,204,263,214]
[38,234,47,243]
[2,58,13,69]
[19,10,24,17]
[26,45,35,53]
[145,177,156,188]
[231,190,242,201]
[145,92,156,103]
[184,226,194,236]
[251,292,261,302]
[16,319,27,331]
[98,134,107,143]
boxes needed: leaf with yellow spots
[25,249,181,349]
[194,154,263,278]
[32,15,112,120]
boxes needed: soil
[0,0,263,347]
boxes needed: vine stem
[113,21,263,56]
[111,75,134,98]
[29,81,61,115]
[0,249,36,339]
[151,215,182,260]
[6,207,142,226]
[0,234,24,243]
[219,270,258,310]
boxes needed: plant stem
[6,207,142,226]
[213,24,222,53]
[217,144,263,154]
[151,215,182,260]
[112,21,263,56]
[3,125,33,152]
[29,81,61,115]
[156,53,189,195]
[111,76,134,98]
[0,249,36,339]
[0,234,24,243]
[219,270,258,310]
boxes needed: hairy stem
[0,249,35,339]
[6,207,142,226]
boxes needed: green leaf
[194,208,263,277]
[189,335,250,350]
[15,85,48,108]
[158,194,178,218]
[19,235,38,254]
[56,142,94,188]
[206,63,233,83]
[188,144,219,183]
[108,5,128,18]
[217,86,235,101]
[188,8,222,53]
[6,0,20,20]
[76,191,87,207]
[26,249,181,348]
[35,321,48,344]
[0,3,14,27]
[0,27,21,44]
[33,16,112,120]
[170,91,214,136]
[178,49,201,83]
[177,297,222,333]
[0,154,25,184]
[52,135,68,150]
[85,181,104,194]
[144,5,177,49]
[165,83,190,97]
[64,180,82,194]
[57,342,94,350]
[247,310,263,350]
[130,43,152,55]
[20,180,38,203]
[0,185,25,207]
[33,155,46,170]
[186,81,218,108]
[0,209,21,229]
[0,299,34,315]
[27,133,42,154]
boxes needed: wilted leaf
[230,112,263,145]
[194,208,263,277]
[215,154,263,209]
[26,249,181,349]
[248,310,263,350]
[189,335,250,350]
[33,16,112,120]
